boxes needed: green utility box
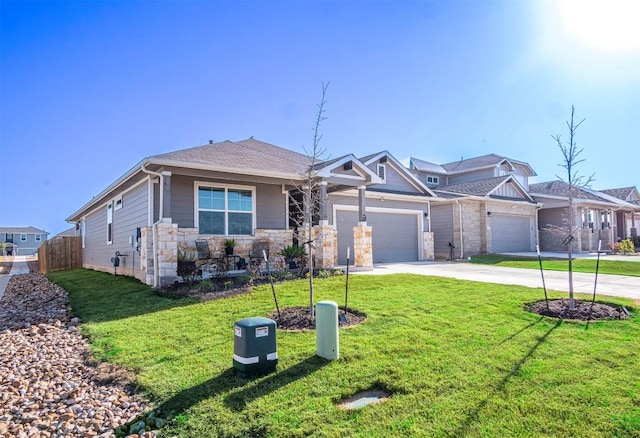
[316,301,339,360]
[233,317,278,375]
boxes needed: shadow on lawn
[155,355,330,417]
[451,319,563,437]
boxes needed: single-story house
[599,187,640,241]
[529,181,640,252]
[0,226,49,255]
[68,139,549,287]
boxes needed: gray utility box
[233,317,278,375]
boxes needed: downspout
[454,199,464,259]
[141,164,164,288]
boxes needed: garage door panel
[491,215,532,253]
[336,209,419,264]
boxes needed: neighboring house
[0,226,49,255]
[410,154,541,258]
[528,181,640,252]
[599,187,640,240]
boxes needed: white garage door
[491,215,533,253]
[336,209,420,264]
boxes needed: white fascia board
[488,176,535,202]
[316,155,384,184]
[334,189,434,204]
[363,151,436,196]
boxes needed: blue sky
[2,0,639,236]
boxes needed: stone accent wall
[140,226,154,285]
[353,223,373,268]
[175,228,293,264]
[423,232,434,260]
[156,220,179,287]
[540,225,580,252]
[314,224,338,269]
[461,201,483,255]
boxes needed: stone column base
[353,222,373,268]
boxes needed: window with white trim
[107,202,113,244]
[114,195,123,211]
[197,184,254,235]
[427,176,439,184]
[35,234,41,242]
[20,234,27,241]
[377,164,386,181]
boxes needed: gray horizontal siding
[83,182,149,270]
[170,175,287,231]
[431,203,454,259]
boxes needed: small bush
[619,239,635,255]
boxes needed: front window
[427,176,439,184]
[197,184,254,235]
[20,234,27,241]
[35,234,41,242]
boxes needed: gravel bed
[0,273,156,438]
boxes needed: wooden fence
[38,236,82,274]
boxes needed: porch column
[319,181,328,225]
[631,211,637,238]
[354,185,372,269]
[162,171,172,220]
[358,185,367,222]
[302,185,310,228]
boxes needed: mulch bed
[527,299,630,321]
[269,306,367,331]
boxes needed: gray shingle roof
[441,153,505,172]
[0,226,48,235]
[152,138,313,175]
[410,157,447,174]
[436,176,514,197]
[599,187,636,201]
[529,181,610,203]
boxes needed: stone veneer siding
[353,223,373,268]
[423,232,434,260]
[176,228,293,265]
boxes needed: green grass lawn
[470,254,640,277]
[48,269,640,437]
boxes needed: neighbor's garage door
[491,215,533,253]
[336,209,419,264]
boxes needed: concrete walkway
[351,261,640,301]
[0,256,32,301]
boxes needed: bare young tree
[289,82,330,317]
[552,105,594,309]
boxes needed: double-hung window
[35,234,41,242]
[197,183,254,235]
[20,234,27,242]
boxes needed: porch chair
[249,239,270,270]
[195,240,218,274]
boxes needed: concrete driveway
[0,256,31,300]
[351,261,640,301]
